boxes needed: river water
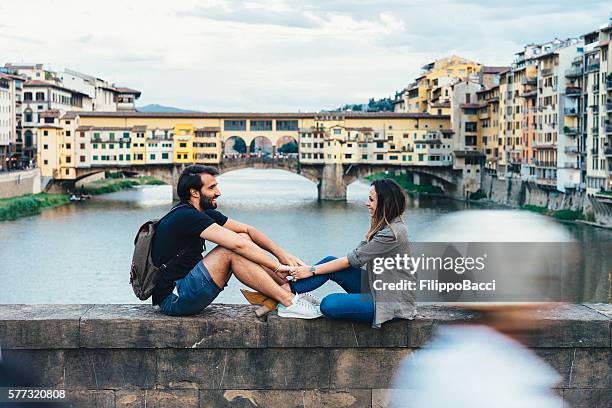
[0,169,610,304]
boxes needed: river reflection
[0,169,609,304]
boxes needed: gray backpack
[129,204,189,300]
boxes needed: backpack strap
[157,203,197,270]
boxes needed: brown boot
[241,289,279,317]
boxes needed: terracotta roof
[430,102,450,108]
[24,80,89,96]
[76,126,94,131]
[67,111,451,120]
[440,129,454,134]
[115,87,141,97]
[482,66,511,74]
[131,125,147,132]
[460,103,484,109]
[39,110,61,118]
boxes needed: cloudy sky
[0,0,609,111]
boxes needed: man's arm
[223,219,305,266]
[200,223,289,272]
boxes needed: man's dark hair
[176,165,219,203]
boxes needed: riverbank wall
[0,303,609,407]
[479,174,612,228]
[0,169,41,199]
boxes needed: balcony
[564,146,578,154]
[565,67,583,78]
[565,86,581,96]
[607,79,612,90]
[564,126,578,136]
[607,102,612,112]
[541,68,553,77]
[593,84,600,93]
[563,162,579,169]
[590,105,600,114]
[564,107,578,116]
[536,177,557,186]
[607,125,612,134]
[592,127,599,135]
[522,77,537,85]
[586,62,600,73]
[605,148,612,157]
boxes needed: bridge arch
[250,136,273,155]
[224,136,247,155]
[276,135,298,154]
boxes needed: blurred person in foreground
[389,210,574,408]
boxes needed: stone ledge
[0,303,609,350]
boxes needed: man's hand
[277,251,305,267]
[290,265,314,280]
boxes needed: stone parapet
[0,303,609,407]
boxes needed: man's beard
[200,194,217,210]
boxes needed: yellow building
[173,124,193,163]
[400,56,482,114]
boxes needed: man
[151,164,320,318]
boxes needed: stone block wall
[0,168,41,199]
[0,304,609,408]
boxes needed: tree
[278,141,298,154]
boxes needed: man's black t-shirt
[151,203,228,305]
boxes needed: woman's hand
[290,265,314,280]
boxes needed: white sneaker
[277,294,322,319]
[298,292,321,306]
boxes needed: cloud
[0,0,609,111]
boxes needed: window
[376,142,384,148]
[25,112,32,122]
[93,132,100,139]
[93,144,98,149]
[43,144,48,150]
[276,120,298,131]
[334,129,341,135]
[123,132,129,138]
[66,143,71,149]
[390,155,398,160]
[250,120,273,131]
[224,120,247,131]
[80,156,85,162]
[162,153,169,159]
[109,132,115,140]
[119,155,123,161]
[345,154,352,159]
[418,154,424,162]
[66,131,71,137]
[43,130,48,136]
[179,143,187,148]
[126,154,131,160]
[376,154,384,160]
[93,155,98,160]
[109,144,114,149]
[66,156,71,163]
[150,154,156,160]
[362,154,368,160]
[43,159,48,165]
[465,122,477,132]
[80,143,85,149]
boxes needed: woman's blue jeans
[290,256,374,323]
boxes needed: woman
[286,178,417,328]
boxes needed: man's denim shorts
[158,261,223,316]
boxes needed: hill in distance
[137,104,196,113]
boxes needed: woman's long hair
[366,178,407,241]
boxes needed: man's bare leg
[202,246,294,307]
